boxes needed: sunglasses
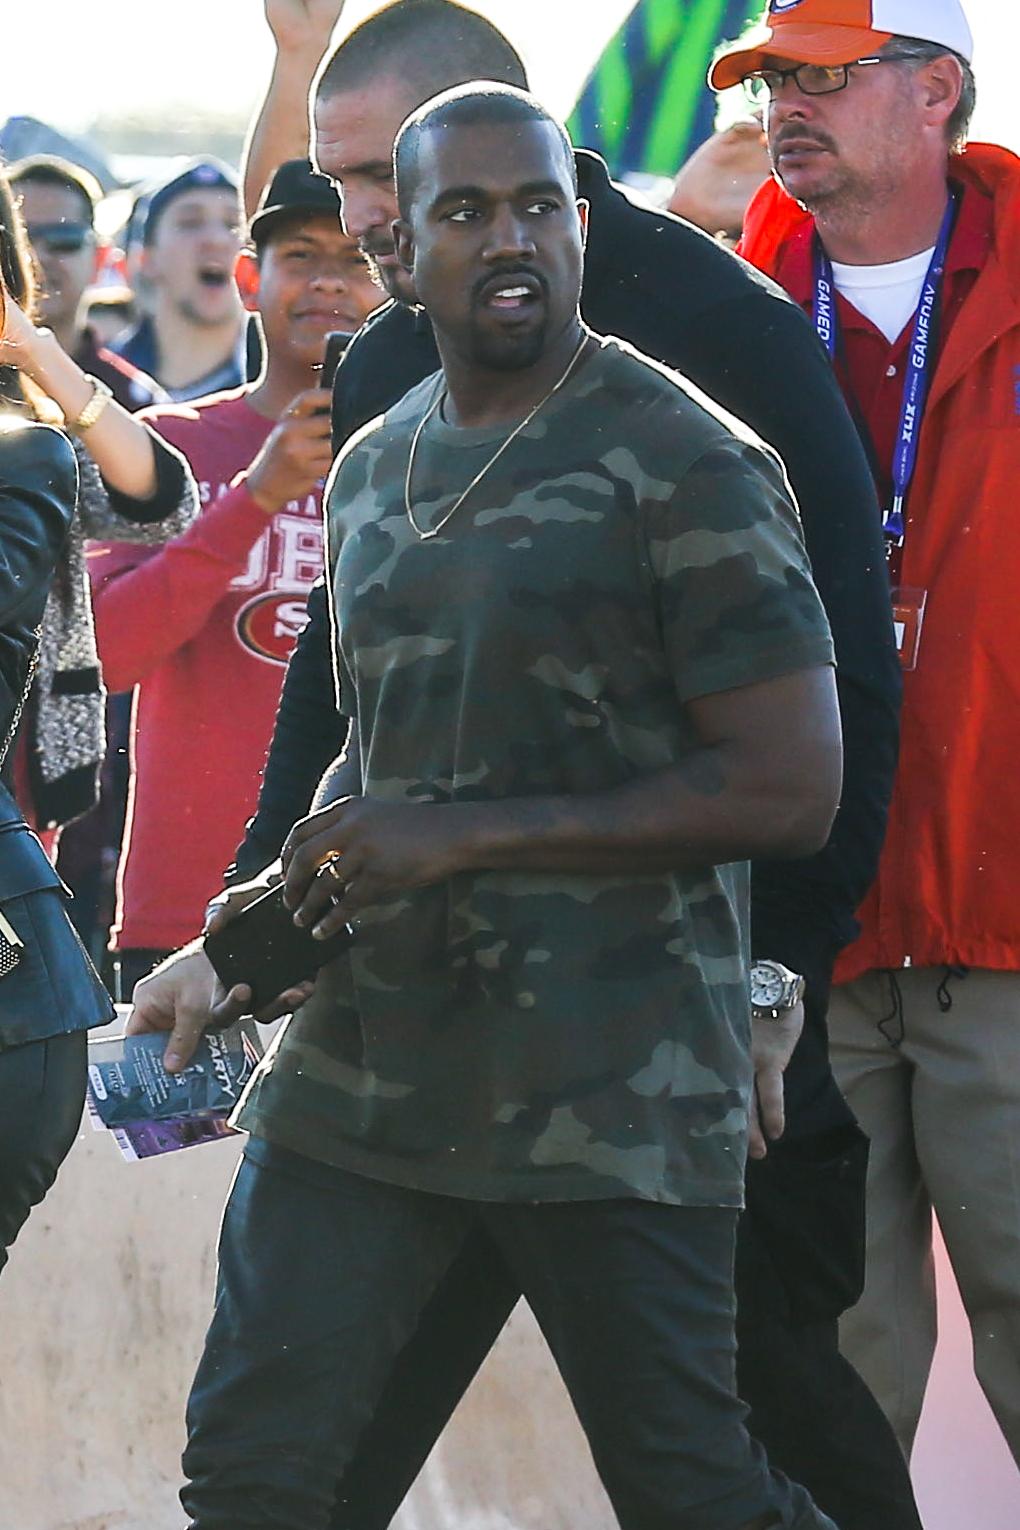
[26,223,94,255]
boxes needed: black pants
[0,1029,87,1273]
[185,1141,837,1530]
[315,1113,923,1530]
[320,1132,920,1530]
[325,1150,917,1530]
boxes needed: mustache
[471,267,548,305]
[772,128,838,155]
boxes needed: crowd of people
[0,0,1016,1527]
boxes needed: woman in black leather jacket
[0,275,115,1274]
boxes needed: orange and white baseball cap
[709,0,974,91]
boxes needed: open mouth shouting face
[198,263,232,291]
[145,188,243,325]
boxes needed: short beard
[771,115,911,224]
[466,317,549,373]
[366,254,417,308]
[788,162,900,229]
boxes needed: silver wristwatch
[750,960,806,1021]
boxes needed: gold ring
[322,857,344,884]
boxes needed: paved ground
[0,1098,1015,1529]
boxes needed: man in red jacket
[715,0,1020,1468]
[89,160,380,995]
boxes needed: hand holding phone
[204,882,354,1014]
[246,389,334,513]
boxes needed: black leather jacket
[0,420,75,739]
[0,417,115,1048]
[0,419,76,882]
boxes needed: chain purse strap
[0,641,41,976]
[0,641,40,773]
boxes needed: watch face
[752,964,785,1007]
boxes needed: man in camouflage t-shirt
[179,88,842,1530]
[236,333,833,1211]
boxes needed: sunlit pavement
[911,1223,1020,1529]
[0,1127,1017,1528]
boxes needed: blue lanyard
[813,195,957,546]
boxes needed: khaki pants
[829,967,1020,1465]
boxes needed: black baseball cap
[249,159,342,250]
[143,157,239,245]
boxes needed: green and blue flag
[568,0,761,179]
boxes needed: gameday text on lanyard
[813,194,957,551]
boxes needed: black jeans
[0,1029,87,1273]
[317,1129,918,1530]
[184,1141,836,1530]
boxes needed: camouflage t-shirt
[235,336,834,1207]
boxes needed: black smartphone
[320,330,353,393]
[204,883,354,1014]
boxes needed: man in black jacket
[142,4,915,1527]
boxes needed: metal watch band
[749,960,805,1021]
[73,375,113,432]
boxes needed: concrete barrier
[0,1021,613,1530]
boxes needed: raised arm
[242,1,349,219]
[90,386,332,691]
[0,298,162,502]
[667,120,770,243]
[87,483,267,692]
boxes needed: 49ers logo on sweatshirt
[236,591,312,663]
[231,505,323,665]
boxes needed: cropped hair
[316,0,528,107]
[883,37,977,153]
[8,155,100,226]
[395,84,577,217]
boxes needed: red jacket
[740,145,1020,979]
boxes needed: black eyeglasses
[25,223,94,255]
[742,53,918,104]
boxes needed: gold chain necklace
[404,333,591,542]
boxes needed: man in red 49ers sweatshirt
[89,160,380,994]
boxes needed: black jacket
[0,419,113,1047]
[231,155,901,1130]
[0,419,76,816]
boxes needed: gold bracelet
[72,375,113,432]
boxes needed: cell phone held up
[320,330,353,394]
[203,882,354,1015]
